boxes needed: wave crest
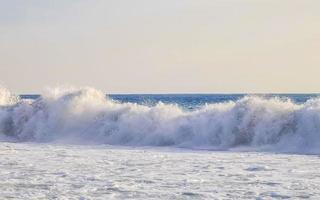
[1,87,320,154]
[0,86,18,106]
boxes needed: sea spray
[0,86,18,106]
[0,86,320,153]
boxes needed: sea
[1,87,320,199]
[21,93,318,110]
[13,91,320,153]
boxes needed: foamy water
[1,86,320,199]
[0,142,319,199]
[1,86,320,154]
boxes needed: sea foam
[1,86,320,154]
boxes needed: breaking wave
[1,86,320,154]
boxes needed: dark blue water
[20,94,320,110]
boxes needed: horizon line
[18,92,320,96]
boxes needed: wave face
[1,87,320,154]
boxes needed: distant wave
[1,86,320,154]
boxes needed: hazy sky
[0,0,319,93]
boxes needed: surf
[1,86,320,154]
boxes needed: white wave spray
[1,86,320,154]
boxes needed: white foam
[0,86,18,106]
[1,86,320,154]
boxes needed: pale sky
[0,0,319,94]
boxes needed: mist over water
[1,86,320,154]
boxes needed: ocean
[1,87,320,199]
[21,93,318,109]
[0,88,319,153]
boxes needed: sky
[0,0,319,94]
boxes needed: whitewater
[1,86,320,199]
[1,86,320,154]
